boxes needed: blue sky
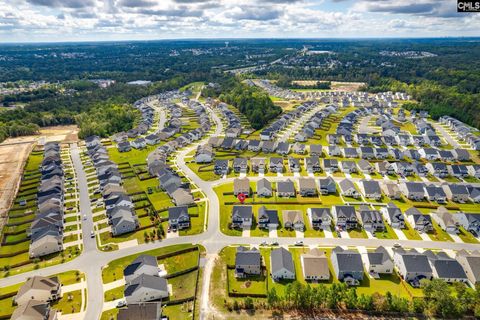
[0,0,478,42]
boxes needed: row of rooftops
[253,80,410,105]
[440,116,480,150]
[235,245,479,287]
[29,142,65,259]
[85,137,139,236]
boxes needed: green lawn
[52,289,83,314]
[169,270,198,300]
[101,309,118,320]
[458,227,479,243]
[104,285,124,302]
[402,222,422,240]
[227,268,267,295]
[102,244,201,283]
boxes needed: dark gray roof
[271,247,294,274]
[400,253,432,273]
[277,180,295,193]
[235,247,261,267]
[232,205,253,219]
[124,274,168,297]
[333,247,363,273]
[124,255,158,277]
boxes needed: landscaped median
[101,243,204,320]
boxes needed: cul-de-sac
[1,8,480,320]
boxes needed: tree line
[226,279,480,319]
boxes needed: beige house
[29,234,63,259]
[283,210,305,231]
[233,178,250,196]
[15,276,61,306]
[301,249,330,281]
[11,299,57,320]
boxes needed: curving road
[1,101,480,320]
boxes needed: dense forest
[202,76,282,129]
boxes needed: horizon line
[1,36,480,45]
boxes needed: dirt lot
[292,80,366,92]
[0,125,78,228]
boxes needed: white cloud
[0,0,476,41]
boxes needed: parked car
[90,231,95,238]
[294,241,304,246]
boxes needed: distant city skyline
[1,0,479,42]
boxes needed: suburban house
[319,177,337,195]
[288,157,301,173]
[109,207,139,236]
[358,159,374,174]
[123,255,160,283]
[401,182,426,201]
[258,206,279,230]
[256,178,272,197]
[168,206,191,231]
[277,179,296,197]
[332,205,358,230]
[431,207,458,233]
[214,159,229,175]
[235,246,262,278]
[233,158,248,173]
[381,182,402,200]
[338,179,360,199]
[424,185,447,203]
[358,207,385,232]
[117,303,162,320]
[307,208,332,230]
[328,145,342,157]
[455,213,480,236]
[124,274,169,304]
[381,203,405,229]
[456,250,480,286]
[195,145,214,163]
[425,250,468,284]
[323,159,339,173]
[443,184,469,203]
[298,178,317,197]
[283,210,305,231]
[251,157,266,174]
[341,160,357,174]
[331,247,364,286]
[301,249,330,282]
[310,144,323,157]
[231,205,253,229]
[14,276,61,306]
[269,157,284,173]
[305,156,322,173]
[360,180,382,200]
[233,178,250,196]
[405,207,433,232]
[270,247,295,281]
[393,249,433,287]
[365,246,393,277]
[11,300,57,320]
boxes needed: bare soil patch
[0,125,78,229]
[291,80,366,92]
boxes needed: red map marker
[237,193,246,204]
